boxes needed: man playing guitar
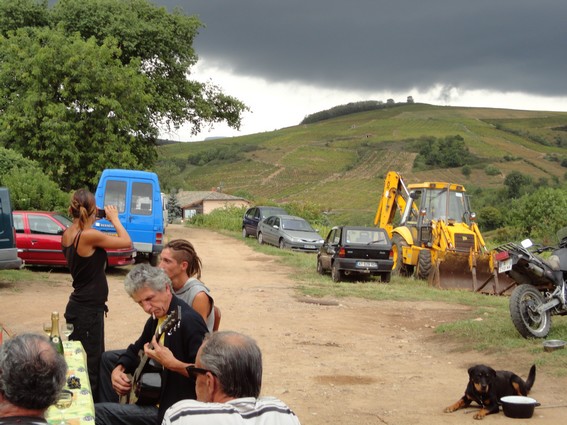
[95,264,208,425]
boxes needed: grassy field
[156,103,567,226]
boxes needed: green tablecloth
[46,341,95,424]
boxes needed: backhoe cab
[374,171,495,291]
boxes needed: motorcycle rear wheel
[509,284,551,338]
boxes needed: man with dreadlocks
[159,239,219,332]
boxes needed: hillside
[156,103,567,224]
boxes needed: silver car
[257,214,324,252]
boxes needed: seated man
[0,333,67,424]
[162,331,301,425]
[96,264,208,425]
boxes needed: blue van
[94,169,166,266]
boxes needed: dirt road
[2,224,567,424]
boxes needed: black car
[317,226,393,282]
[242,205,287,238]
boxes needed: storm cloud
[157,0,566,99]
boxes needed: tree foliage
[301,100,389,124]
[0,26,153,191]
[0,0,247,190]
[503,171,533,199]
[504,188,567,243]
[413,135,480,169]
[0,147,68,210]
[166,189,182,223]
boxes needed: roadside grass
[0,268,55,292]
[236,227,567,375]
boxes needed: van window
[131,182,153,215]
[104,180,127,212]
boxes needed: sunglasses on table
[186,365,215,379]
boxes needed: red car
[13,211,136,268]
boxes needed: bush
[188,206,246,232]
[413,135,481,170]
[3,167,69,211]
[504,188,567,243]
[0,147,68,211]
[484,165,501,176]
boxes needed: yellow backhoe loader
[374,171,497,291]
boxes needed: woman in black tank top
[61,189,132,401]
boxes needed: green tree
[0,0,48,34]
[477,206,503,231]
[503,171,533,199]
[166,189,182,223]
[505,188,567,242]
[0,0,247,190]
[0,26,152,191]
[49,0,247,135]
[0,147,68,210]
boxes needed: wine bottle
[50,311,64,355]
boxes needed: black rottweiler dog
[444,364,536,420]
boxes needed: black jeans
[65,300,106,402]
[98,349,124,403]
[96,350,158,425]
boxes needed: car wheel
[148,253,158,267]
[317,258,325,275]
[380,272,391,283]
[279,238,286,249]
[258,232,264,245]
[242,227,248,238]
[331,262,343,282]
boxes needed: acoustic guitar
[119,306,181,405]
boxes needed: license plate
[304,244,315,249]
[356,261,377,268]
[498,258,512,273]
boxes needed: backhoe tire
[391,234,412,276]
[331,262,343,282]
[416,250,432,280]
[509,284,551,338]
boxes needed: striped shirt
[162,397,301,425]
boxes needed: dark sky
[156,0,566,99]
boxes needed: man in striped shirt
[162,331,301,425]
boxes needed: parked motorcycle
[494,227,567,338]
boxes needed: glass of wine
[54,390,73,425]
[63,322,74,340]
[43,322,52,337]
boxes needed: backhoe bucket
[429,251,498,293]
